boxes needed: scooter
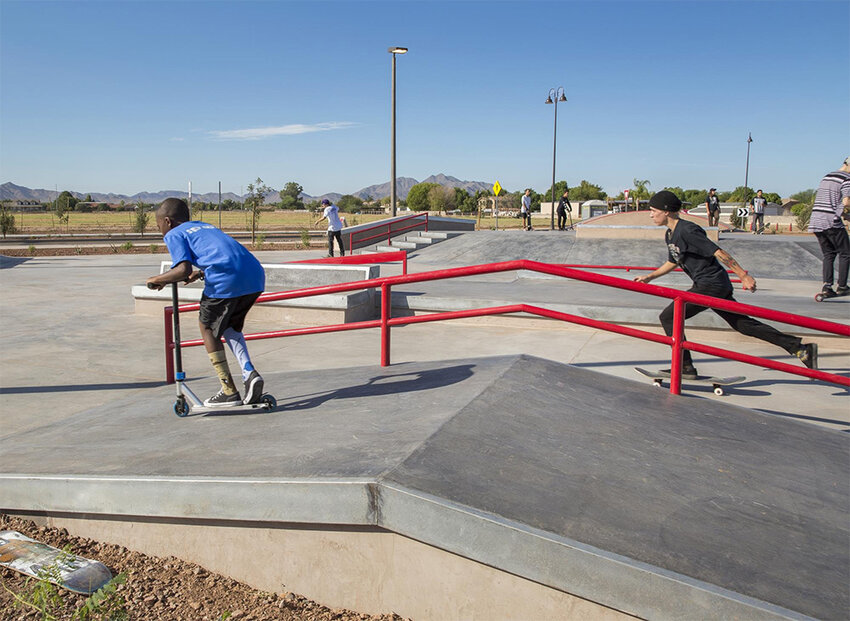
[165,281,277,417]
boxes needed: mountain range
[0,174,494,205]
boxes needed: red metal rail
[290,250,408,274]
[163,260,850,395]
[560,264,741,283]
[349,213,428,250]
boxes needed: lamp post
[388,46,408,218]
[545,87,567,231]
[744,132,753,196]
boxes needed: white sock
[222,328,254,381]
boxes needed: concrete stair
[357,231,461,255]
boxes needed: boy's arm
[714,248,756,292]
[146,261,194,290]
[634,261,677,284]
[313,216,326,227]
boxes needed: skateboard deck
[634,367,746,396]
[0,530,113,594]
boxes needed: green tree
[245,177,274,243]
[727,186,754,202]
[570,180,607,201]
[633,178,651,200]
[54,191,76,231]
[338,194,364,213]
[0,201,16,238]
[279,182,305,210]
[542,181,569,203]
[428,185,456,214]
[407,182,439,211]
[763,191,781,204]
[791,189,816,204]
[133,203,150,235]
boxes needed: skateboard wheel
[713,386,724,396]
[815,294,824,302]
[652,380,663,388]
[261,394,277,410]
[174,397,189,417]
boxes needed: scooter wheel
[174,397,190,417]
[261,395,277,410]
[815,293,825,302]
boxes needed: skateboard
[814,289,849,302]
[634,367,746,396]
[0,530,113,594]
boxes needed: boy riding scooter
[146,198,265,407]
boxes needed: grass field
[6,209,555,234]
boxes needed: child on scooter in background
[146,198,265,407]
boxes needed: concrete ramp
[2,355,847,619]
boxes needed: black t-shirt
[666,219,731,290]
[706,195,719,212]
[557,197,572,212]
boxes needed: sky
[1,0,848,199]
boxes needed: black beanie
[648,190,682,212]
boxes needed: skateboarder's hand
[146,277,164,291]
[634,275,652,284]
[741,273,757,292]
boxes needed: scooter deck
[174,391,277,417]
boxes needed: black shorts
[199,292,262,339]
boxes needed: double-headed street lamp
[545,87,567,231]
[388,46,408,217]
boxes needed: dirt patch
[1,515,407,621]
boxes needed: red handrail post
[425,213,429,232]
[402,251,408,275]
[381,283,391,366]
[670,297,685,395]
[164,306,175,384]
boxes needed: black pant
[814,227,850,288]
[557,210,566,230]
[751,212,764,231]
[708,210,720,227]
[327,230,345,257]
[522,212,531,229]
[659,285,801,367]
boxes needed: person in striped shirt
[809,157,850,298]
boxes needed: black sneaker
[243,370,264,405]
[796,343,818,370]
[203,389,242,407]
[836,286,849,296]
[659,366,699,380]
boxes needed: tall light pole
[388,46,408,217]
[545,87,567,231]
[744,132,753,196]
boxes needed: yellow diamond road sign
[493,181,502,196]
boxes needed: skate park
[1,228,849,620]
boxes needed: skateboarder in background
[705,188,720,227]
[146,198,265,407]
[749,189,766,233]
[634,190,818,378]
[314,198,346,257]
[809,157,850,299]
[557,189,572,231]
[521,189,533,230]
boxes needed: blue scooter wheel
[174,396,190,417]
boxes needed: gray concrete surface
[1,232,848,619]
[2,355,847,619]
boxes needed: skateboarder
[809,157,850,299]
[557,189,572,231]
[705,188,720,227]
[749,189,766,234]
[634,190,818,378]
[146,198,266,407]
[521,189,533,230]
[314,198,346,257]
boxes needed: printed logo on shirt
[667,243,682,265]
[185,225,216,234]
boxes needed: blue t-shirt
[164,221,265,298]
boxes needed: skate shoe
[243,370,264,405]
[660,365,698,380]
[203,389,242,407]
[836,286,849,296]
[796,343,818,370]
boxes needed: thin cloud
[209,122,358,141]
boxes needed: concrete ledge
[134,261,380,324]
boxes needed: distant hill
[1,174,493,206]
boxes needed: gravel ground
[1,515,408,621]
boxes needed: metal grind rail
[560,264,742,284]
[348,212,428,251]
[162,260,850,395]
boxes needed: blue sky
[1,0,848,198]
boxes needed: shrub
[791,203,812,232]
